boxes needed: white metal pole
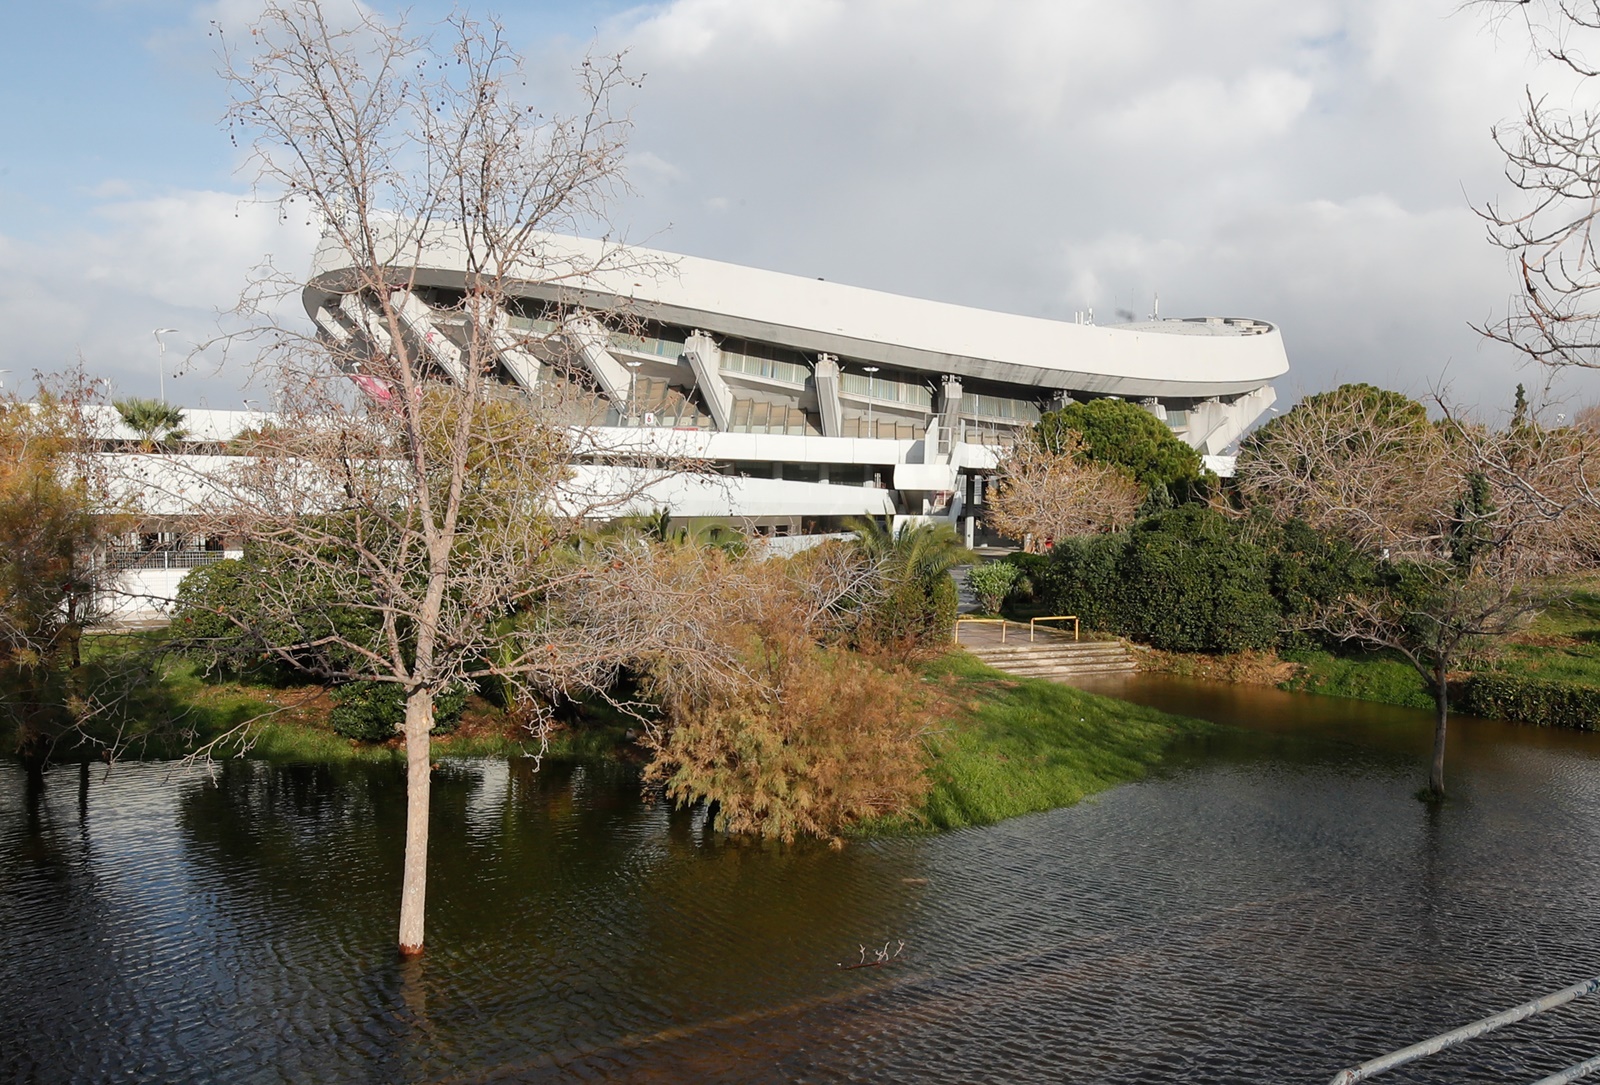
[863,365,879,438]
[153,328,178,404]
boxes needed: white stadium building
[88,236,1287,620]
[302,233,1289,543]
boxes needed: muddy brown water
[7,676,1600,1083]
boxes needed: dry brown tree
[176,0,708,956]
[613,540,930,843]
[0,371,137,784]
[986,429,1141,550]
[1238,383,1600,796]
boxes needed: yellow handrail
[953,616,1012,643]
[1030,615,1079,642]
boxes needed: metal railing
[1328,976,1600,1085]
[953,617,1012,643]
[1030,615,1079,642]
[106,550,232,571]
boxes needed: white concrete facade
[300,230,1288,534]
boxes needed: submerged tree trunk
[1429,661,1449,799]
[397,688,435,958]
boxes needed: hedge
[1458,673,1600,731]
[1043,505,1279,653]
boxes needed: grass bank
[1277,648,1435,709]
[12,640,1215,836]
[904,652,1213,831]
[1129,582,1600,728]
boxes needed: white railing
[106,550,232,571]
[1328,977,1600,1085]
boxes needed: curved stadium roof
[304,229,1288,402]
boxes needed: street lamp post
[153,328,179,403]
[862,365,880,438]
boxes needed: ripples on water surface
[7,677,1600,1082]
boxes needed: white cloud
[0,189,319,404]
[1103,70,1315,146]
[584,0,1590,411]
[14,0,1594,419]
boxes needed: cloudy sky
[0,0,1588,416]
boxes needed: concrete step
[988,650,1134,663]
[970,645,1129,660]
[961,633,1137,685]
[1000,662,1139,677]
[966,639,1126,653]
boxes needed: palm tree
[845,517,969,652]
[113,398,186,450]
[846,517,968,581]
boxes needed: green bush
[329,682,467,742]
[1044,506,1279,652]
[847,520,966,657]
[170,542,387,682]
[966,561,1019,615]
[1003,552,1048,603]
[1266,518,1376,649]
[171,558,297,684]
[1043,534,1124,632]
[1459,673,1600,731]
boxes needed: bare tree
[193,0,688,956]
[986,429,1141,550]
[1238,384,1600,797]
[1476,0,1600,368]
[1235,384,1457,555]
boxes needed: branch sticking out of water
[837,940,907,971]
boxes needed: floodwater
[7,681,1600,1083]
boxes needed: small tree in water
[190,0,679,957]
[1237,383,1600,799]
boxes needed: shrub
[1044,533,1125,632]
[967,561,1019,615]
[329,681,466,742]
[1004,552,1049,603]
[1266,518,1376,649]
[170,543,385,682]
[1459,673,1600,731]
[1044,506,1279,652]
[643,644,930,843]
[171,558,296,683]
[847,520,966,660]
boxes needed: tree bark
[1429,661,1449,799]
[397,688,434,958]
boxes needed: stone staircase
[955,621,1138,682]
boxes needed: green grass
[1278,648,1435,710]
[9,635,546,765]
[899,652,1213,831]
[1271,587,1600,713]
[1483,589,1600,688]
[21,637,1215,837]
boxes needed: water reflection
[6,683,1600,1082]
